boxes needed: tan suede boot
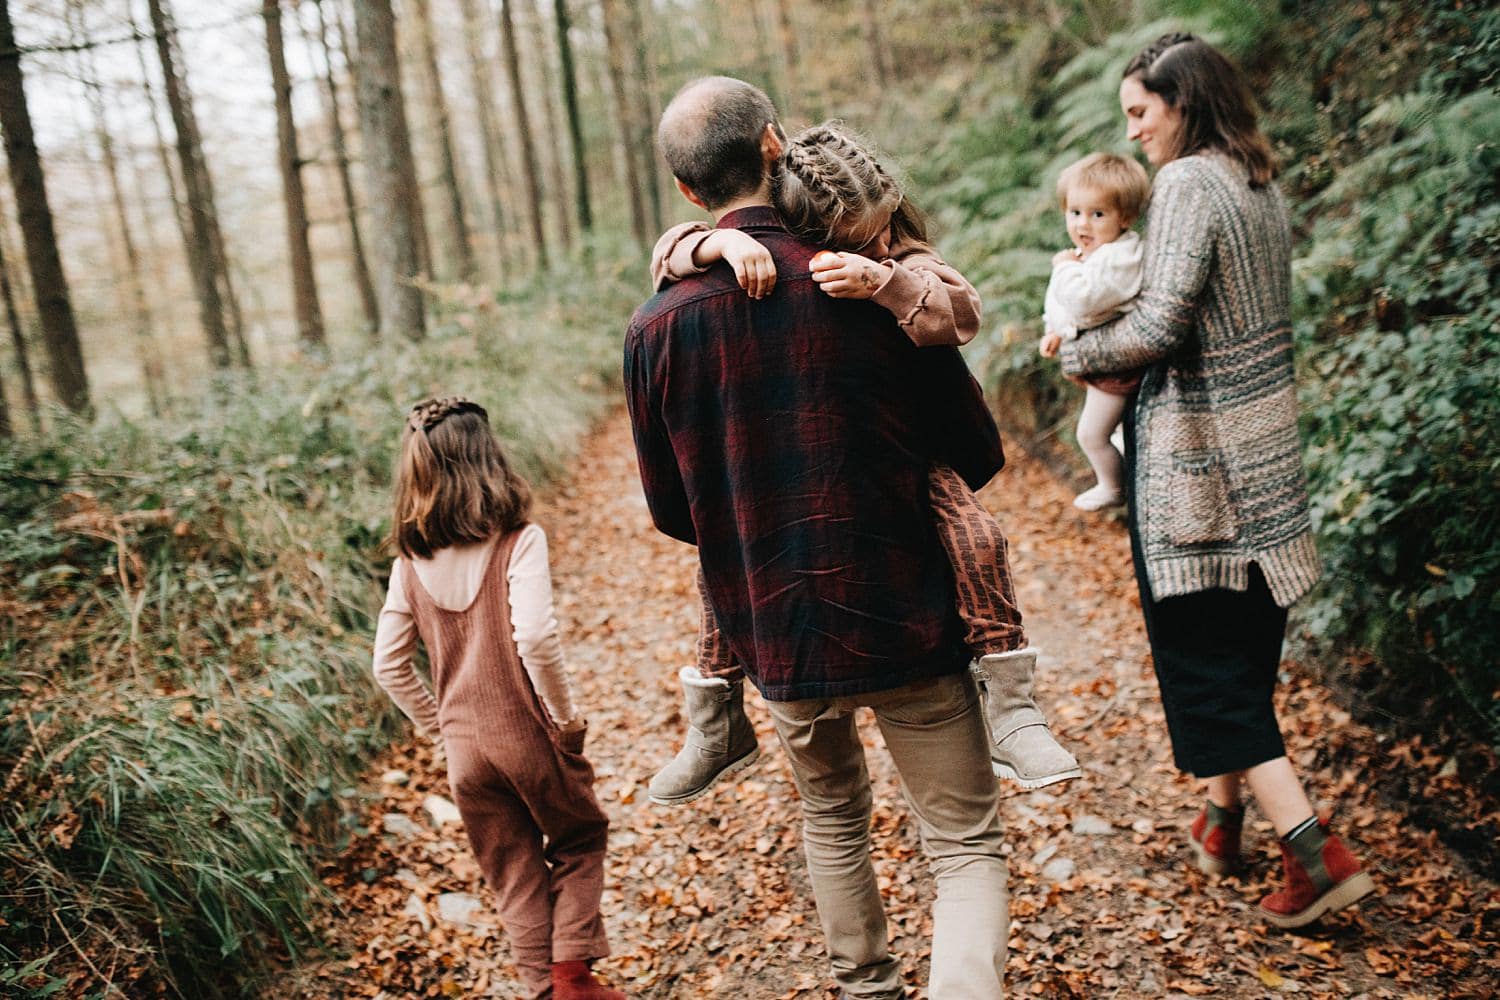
[971,648,1081,789]
[647,667,759,806]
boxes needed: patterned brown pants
[696,464,1027,679]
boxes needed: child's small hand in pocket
[811,251,891,299]
[559,719,588,754]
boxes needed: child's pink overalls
[404,527,610,998]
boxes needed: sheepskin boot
[647,667,759,806]
[971,648,1081,788]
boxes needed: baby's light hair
[773,122,927,251]
[1055,153,1152,224]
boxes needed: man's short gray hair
[657,76,780,210]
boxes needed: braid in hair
[407,395,485,435]
[1123,31,1198,78]
[774,122,904,250]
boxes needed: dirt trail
[275,410,1499,999]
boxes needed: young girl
[1038,153,1152,510]
[645,122,1081,805]
[372,397,624,1000]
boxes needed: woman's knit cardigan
[1061,153,1321,608]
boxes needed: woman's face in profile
[1120,75,1181,167]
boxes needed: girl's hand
[811,250,891,299]
[707,230,777,298]
[1052,248,1083,268]
[1039,332,1063,358]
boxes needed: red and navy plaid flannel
[624,206,1004,701]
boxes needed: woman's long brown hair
[391,397,532,559]
[1124,33,1277,187]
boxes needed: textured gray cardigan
[1061,154,1321,608]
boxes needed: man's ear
[675,177,707,210]
[761,122,784,163]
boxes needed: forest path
[275,409,1498,1000]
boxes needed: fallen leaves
[262,412,1500,999]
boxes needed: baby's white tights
[1074,385,1128,510]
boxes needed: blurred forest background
[0,0,1495,995]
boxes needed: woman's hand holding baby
[811,250,892,299]
[1039,332,1063,357]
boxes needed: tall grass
[0,250,639,998]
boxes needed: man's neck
[710,183,774,224]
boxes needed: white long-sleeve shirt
[1042,230,1143,339]
[371,524,581,737]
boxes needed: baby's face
[1064,186,1130,256]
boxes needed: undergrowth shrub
[0,254,635,998]
[899,0,1498,749]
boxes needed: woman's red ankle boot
[551,960,626,1000]
[1189,800,1243,875]
[1259,819,1375,929]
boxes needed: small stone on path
[1042,857,1076,882]
[402,892,432,932]
[381,769,410,786]
[436,891,491,928]
[381,813,422,839]
[423,794,463,826]
[1073,813,1114,836]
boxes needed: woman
[1060,33,1376,928]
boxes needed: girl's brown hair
[772,122,931,252]
[1123,33,1277,187]
[391,396,531,559]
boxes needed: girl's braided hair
[391,396,531,558]
[773,122,931,252]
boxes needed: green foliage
[1296,83,1500,744]
[901,0,1500,747]
[0,253,636,997]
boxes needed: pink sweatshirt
[371,523,582,737]
[650,221,982,347]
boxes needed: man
[624,76,1009,999]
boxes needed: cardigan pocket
[1166,450,1238,545]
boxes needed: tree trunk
[410,0,475,280]
[551,0,592,233]
[860,4,892,92]
[351,0,426,340]
[0,228,40,431]
[264,0,326,349]
[599,0,648,247]
[69,0,165,413]
[528,0,574,250]
[497,0,549,269]
[306,0,379,335]
[145,0,234,369]
[772,0,803,119]
[624,0,662,233]
[341,0,430,282]
[0,0,91,413]
[456,0,517,275]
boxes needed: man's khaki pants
[766,671,1008,999]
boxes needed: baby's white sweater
[1043,231,1144,339]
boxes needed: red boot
[551,960,626,1000]
[1259,820,1375,929]
[1188,801,1243,876]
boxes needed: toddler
[1039,152,1152,510]
[646,122,1081,805]
[372,397,624,1000]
